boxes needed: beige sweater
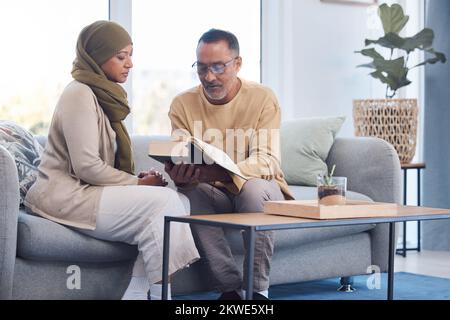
[25,81,138,230]
[169,79,293,200]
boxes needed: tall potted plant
[353,3,446,164]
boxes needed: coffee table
[161,205,450,300]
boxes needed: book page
[191,137,248,180]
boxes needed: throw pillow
[0,121,43,206]
[280,116,345,186]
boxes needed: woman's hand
[138,169,168,187]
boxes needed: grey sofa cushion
[288,185,372,202]
[17,210,137,262]
[13,258,132,300]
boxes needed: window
[0,0,109,134]
[131,0,261,135]
[0,1,260,136]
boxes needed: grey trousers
[180,178,284,292]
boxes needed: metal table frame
[162,209,450,300]
[397,163,426,257]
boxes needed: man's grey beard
[204,88,227,101]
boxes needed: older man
[165,29,293,300]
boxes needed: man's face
[195,40,241,104]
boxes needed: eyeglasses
[192,57,238,75]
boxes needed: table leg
[402,222,407,257]
[387,222,396,300]
[162,218,171,300]
[417,221,421,252]
[402,169,407,257]
[398,166,423,256]
[418,168,422,252]
[245,227,256,300]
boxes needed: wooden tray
[264,200,398,220]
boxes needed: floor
[173,250,450,300]
[394,250,450,279]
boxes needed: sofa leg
[337,276,356,292]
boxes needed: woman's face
[101,44,133,83]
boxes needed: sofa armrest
[326,137,402,272]
[326,137,401,204]
[0,146,20,299]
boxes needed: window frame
[109,0,134,131]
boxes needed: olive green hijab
[72,20,134,174]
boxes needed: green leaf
[375,57,405,76]
[357,53,411,91]
[357,63,376,69]
[402,29,434,52]
[370,70,411,91]
[356,48,384,60]
[378,3,409,34]
[412,48,447,68]
[365,29,434,54]
[358,54,404,75]
[329,164,336,178]
[370,70,398,90]
[365,33,405,49]
[379,3,409,35]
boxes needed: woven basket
[353,99,418,164]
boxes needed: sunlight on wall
[0,0,108,134]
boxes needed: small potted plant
[317,165,347,206]
[353,3,446,164]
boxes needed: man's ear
[235,56,242,72]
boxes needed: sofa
[0,134,401,300]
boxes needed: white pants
[78,185,199,284]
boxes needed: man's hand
[197,164,232,183]
[164,162,201,187]
[164,162,231,186]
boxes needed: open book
[148,137,248,180]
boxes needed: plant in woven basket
[353,3,446,164]
[317,165,347,206]
[356,3,446,99]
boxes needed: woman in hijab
[25,21,199,300]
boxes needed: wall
[422,0,450,250]
[262,0,421,139]
[289,0,381,137]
